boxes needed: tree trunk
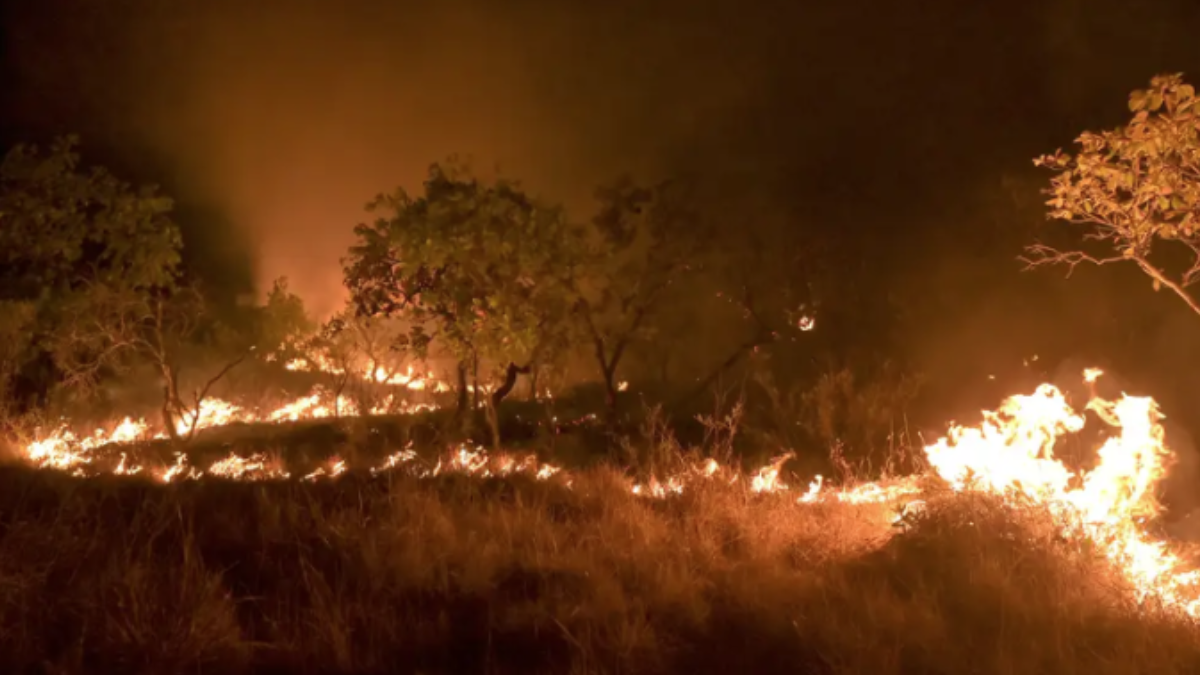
[601,365,618,423]
[161,386,180,444]
[333,374,349,417]
[455,360,470,418]
[491,362,529,408]
[483,397,502,450]
[471,353,480,411]
[159,368,183,444]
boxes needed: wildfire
[285,355,448,392]
[921,376,1200,615]
[9,367,1200,618]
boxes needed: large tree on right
[1029,73,1200,316]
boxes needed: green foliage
[252,277,314,360]
[345,164,723,416]
[0,302,37,415]
[0,136,180,301]
[345,160,585,385]
[1031,74,1200,314]
[0,136,183,409]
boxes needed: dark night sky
[3,0,1200,424]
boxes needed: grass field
[0,440,1198,675]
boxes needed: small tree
[344,161,583,446]
[52,282,253,444]
[0,135,182,415]
[1028,73,1200,316]
[302,308,414,416]
[253,277,314,359]
[569,176,713,416]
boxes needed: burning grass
[4,370,1200,672]
[0,466,1196,674]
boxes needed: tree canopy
[0,136,182,412]
[345,161,586,409]
[1029,73,1200,316]
[0,136,180,301]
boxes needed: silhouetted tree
[252,277,315,359]
[570,176,713,417]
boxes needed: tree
[569,176,713,416]
[51,281,254,443]
[251,277,315,363]
[298,307,414,416]
[0,136,181,414]
[1027,73,1200,316]
[344,161,584,445]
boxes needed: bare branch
[182,351,249,443]
[1133,256,1200,318]
[1019,244,1127,277]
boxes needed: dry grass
[0,456,1195,675]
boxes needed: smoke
[2,0,789,317]
[5,0,1200,392]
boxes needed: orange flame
[12,367,1200,617]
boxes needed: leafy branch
[1029,73,1200,317]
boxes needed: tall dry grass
[0,456,1196,674]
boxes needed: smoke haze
[5,0,1200,418]
[2,0,794,315]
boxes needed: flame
[208,453,290,481]
[303,458,347,481]
[11,366,1200,618]
[923,372,1200,615]
[751,453,792,493]
[286,353,442,392]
